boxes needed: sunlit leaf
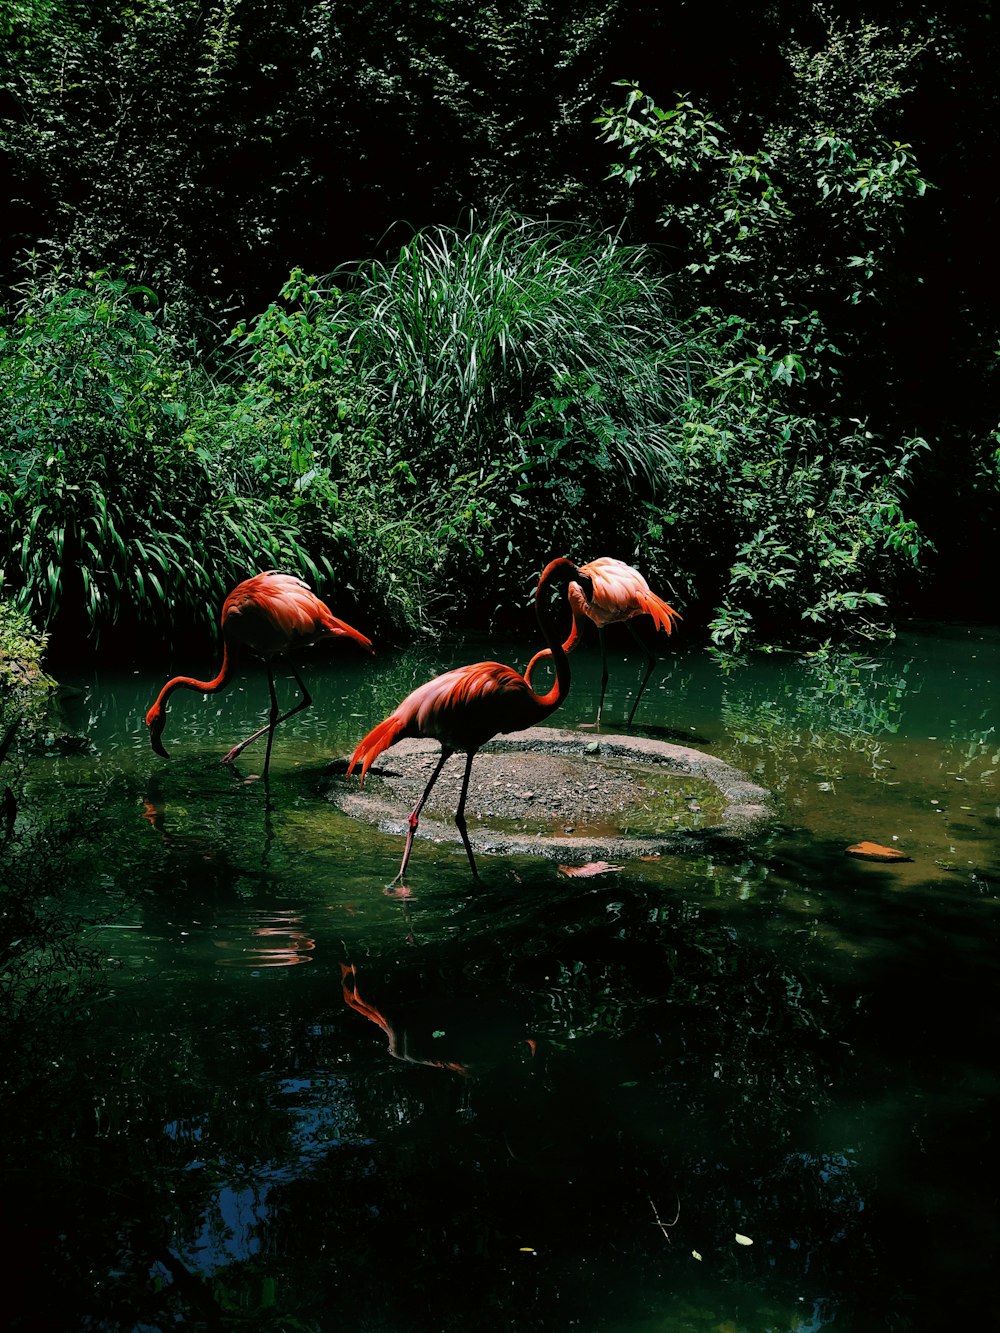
[845,841,911,862]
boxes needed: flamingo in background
[349,556,592,882]
[524,557,680,728]
[146,571,372,778]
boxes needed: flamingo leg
[596,627,609,728]
[625,620,657,728]
[453,751,480,880]
[221,666,312,767]
[260,663,281,778]
[394,747,452,884]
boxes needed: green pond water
[3,623,998,1330]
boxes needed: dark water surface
[3,624,998,1330]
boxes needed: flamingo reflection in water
[341,964,469,1075]
[341,965,542,1080]
[215,911,316,968]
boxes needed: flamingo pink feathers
[525,557,680,727]
[146,570,372,776]
[349,557,592,881]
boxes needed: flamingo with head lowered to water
[146,570,372,778]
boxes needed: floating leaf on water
[559,861,624,877]
[735,1233,753,1246]
[845,841,912,862]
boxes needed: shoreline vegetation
[2,4,997,663]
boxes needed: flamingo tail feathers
[348,714,408,786]
[320,611,374,653]
[641,593,682,637]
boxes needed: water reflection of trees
[717,649,912,792]
[203,885,868,1327]
[3,852,888,1329]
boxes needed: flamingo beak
[147,714,169,758]
[338,624,375,655]
[575,573,595,603]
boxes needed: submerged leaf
[845,841,911,862]
[559,861,624,877]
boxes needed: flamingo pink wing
[577,558,680,633]
[225,572,372,654]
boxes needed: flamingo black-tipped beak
[148,725,169,759]
[575,572,595,603]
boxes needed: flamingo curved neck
[150,643,238,716]
[531,559,576,711]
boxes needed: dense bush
[0,214,932,653]
[594,20,935,648]
[0,0,620,313]
[0,271,359,643]
[194,213,931,649]
[658,346,929,652]
[596,22,932,403]
[0,11,992,653]
[1,599,54,834]
[188,217,702,631]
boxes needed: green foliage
[630,317,929,652]
[331,213,700,606]
[0,600,54,824]
[0,0,620,311]
[0,600,53,718]
[221,269,440,636]
[0,270,356,640]
[215,219,704,627]
[596,20,933,649]
[596,21,931,372]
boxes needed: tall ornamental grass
[329,214,707,602]
[340,213,696,478]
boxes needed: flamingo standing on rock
[349,556,593,883]
[524,557,680,728]
[146,571,373,778]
